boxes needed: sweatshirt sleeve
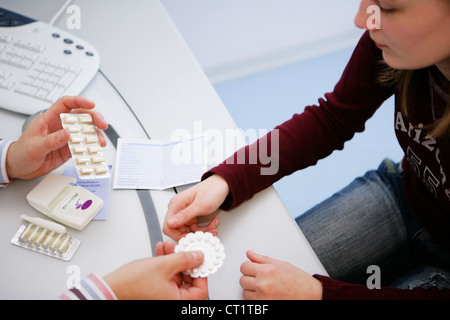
[59,273,118,300]
[203,31,394,210]
[0,139,13,187]
[315,275,450,300]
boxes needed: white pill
[94,166,108,174]
[78,114,92,123]
[70,135,83,144]
[85,135,98,144]
[175,231,225,278]
[63,115,78,124]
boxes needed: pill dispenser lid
[26,175,77,214]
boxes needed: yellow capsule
[42,231,58,250]
[34,229,50,248]
[27,226,40,245]
[57,236,72,255]
[48,233,64,252]
[19,224,34,243]
[53,234,68,252]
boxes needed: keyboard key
[48,60,60,68]
[31,44,46,53]
[9,56,21,67]
[53,68,65,77]
[40,57,51,65]
[0,34,13,43]
[15,48,26,58]
[6,46,17,55]
[58,63,70,71]
[25,53,39,62]
[41,82,54,91]
[35,89,48,100]
[19,59,33,69]
[0,79,15,90]
[32,79,44,88]
[68,66,81,75]
[47,75,59,84]
[22,77,33,85]
[34,63,45,72]
[28,70,40,78]
[38,73,50,81]
[0,70,11,79]
[58,72,75,88]
[43,66,55,74]
[15,84,37,96]
[45,86,64,102]
[0,54,10,63]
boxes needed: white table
[0,0,327,300]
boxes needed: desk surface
[0,0,327,300]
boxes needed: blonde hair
[379,64,450,139]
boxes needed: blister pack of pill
[60,113,110,179]
[174,231,225,278]
[10,222,81,261]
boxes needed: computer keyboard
[0,7,100,115]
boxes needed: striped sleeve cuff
[0,139,13,187]
[59,273,118,300]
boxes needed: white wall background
[161,0,363,83]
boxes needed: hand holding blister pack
[60,113,110,179]
[11,114,108,261]
[174,231,225,278]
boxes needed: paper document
[113,137,207,190]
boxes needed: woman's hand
[163,174,230,241]
[6,96,107,180]
[103,241,208,300]
[240,250,323,300]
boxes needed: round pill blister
[174,231,225,278]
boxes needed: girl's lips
[374,41,387,49]
[369,33,387,49]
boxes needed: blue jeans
[296,158,450,289]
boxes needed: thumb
[164,251,204,276]
[246,250,278,265]
[167,203,200,228]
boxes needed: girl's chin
[382,50,436,71]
